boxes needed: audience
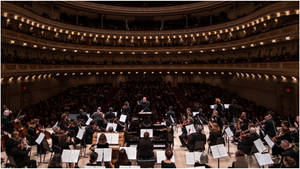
[231,150,248,168]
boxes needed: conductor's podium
[92,132,125,162]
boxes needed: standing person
[214,98,224,118]
[11,138,36,168]
[137,97,150,112]
[263,112,276,138]
[165,106,176,125]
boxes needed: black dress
[161,161,176,168]
[97,143,109,148]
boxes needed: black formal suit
[264,119,276,138]
[137,138,154,159]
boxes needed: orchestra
[1,96,299,168]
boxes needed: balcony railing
[2,62,298,77]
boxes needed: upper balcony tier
[2,1,298,34]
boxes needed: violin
[13,113,28,138]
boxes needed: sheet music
[76,128,85,140]
[185,124,196,135]
[110,133,119,144]
[225,127,234,138]
[254,139,267,153]
[254,153,274,166]
[170,115,175,124]
[210,105,214,109]
[194,152,202,163]
[185,152,195,165]
[120,147,137,160]
[35,133,45,145]
[140,129,153,137]
[156,151,175,163]
[103,148,112,162]
[53,121,58,128]
[193,112,200,116]
[69,150,80,163]
[62,150,80,163]
[85,118,93,125]
[106,123,117,131]
[224,104,230,109]
[195,167,206,169]
[113,112,118,117]
[217,144,228,158]
[68,114,79,120]
[264,135,275,148]
[95,149,104,162]
[85,166,105,168]
[210,144,228,159]
[120,114,127,123]
[120,166,140,168]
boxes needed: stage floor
[1,125,263,168]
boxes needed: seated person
[85,121,100,144]
[11,138,36,168]
[86,152,98,166]
[97,134,109,148]
[279,140,298,167]
[137,132,154,159]
[114,149,132,168]
[90,133,109,151]
[194,153,211,168]
[231,150,248,168]
[237,127,259,155]
[48,153,62,168]
[187,125,206,151]
[105,107,116,122]
[161,148,176,168]
[283,156,297,168]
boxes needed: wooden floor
[1,125,262,168]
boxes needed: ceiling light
[132,52,135,54]
[272,39,276,43]
[154,52,158,54]
[260,42,264,45]
[285,36,291,40]
[74,50,77,53]
[241,45,245,48]
[97,51,100,54]
[33,45,37,48]
[222,48,226,51]
[276,12,281,17]
[178,51,181,54]
[189,51,192,53]
[200,50,204,53]
[250,44,255,47]
[10,40,15,44]
[232,47,236,50]
[23,42,27,46]
[52,48,56,51]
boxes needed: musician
[48,153,62,168]
[294,115,299,132]
[209,111,223,131]
[137,132,154,160]
[282,156,297,168]
[114,149,132,168]
[137,97,150,112]
[272,121,293,156]
[85,121,100,144]
[208,122,223,146]
[214,98,224,117]
[279,140,298,167]
[228,99,239,122]
[161,148,176,168]
[92,133,109,149]
[120,101,131,116]
[77,109,88,123]
[86,152,99,166]
[165,106,175,125]
[263,112,276,138]
[91,107,103,119]
[105,107,116,122]
[230,150,248,168]
[237,127,259,155]
[58,113,69,131]
[179,108,194,147]
[187,125,206,152]
[5,131,20,165]
[1,109,17,133]
[11,138,36,168]
[26,119,38,145]
[194,153,211,168]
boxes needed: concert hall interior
[1,1,299,168]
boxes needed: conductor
[137,97,151,112]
